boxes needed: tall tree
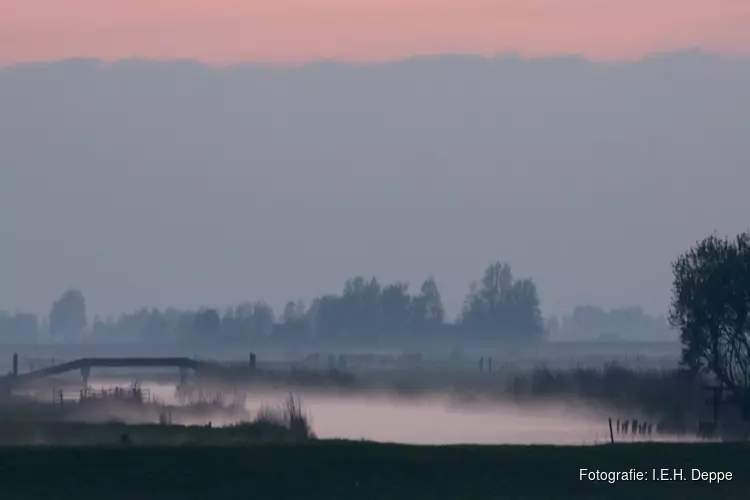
[193,308,221,340]
[505,278,545,340]
[277,300,310,337]
[460,262,543,340]
[341,276,382,334]
[141,309,168,340]
[251,301,275,337]
[460,262,513,333]
[49,289,87,340]
[412,276,445,331]
[309,295,343,337]
[380,282,412,333]
[669,233,750,393]
[282,300,306,325]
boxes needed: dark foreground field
[0,442,747,500]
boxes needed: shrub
[253,393,314,439]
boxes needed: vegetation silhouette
[0,262,549,346]
[670,232,750,397]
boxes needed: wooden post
[81,366,90,388]
[608,418,614,444]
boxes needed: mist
[73,378,703,445]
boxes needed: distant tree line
[0,311,39,343]
[546,305,675,340]
[0,262,547,345]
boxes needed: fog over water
[84,378,690,445]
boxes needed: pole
[608,418,614,444]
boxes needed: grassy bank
[0,420,311,446]
[0,393,314,446]
[0,442,746,499]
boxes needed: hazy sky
[1,53,749,320]
[1,2,749,322]
[2,0,749,65]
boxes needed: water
[82,379,622,444]
[270,393,614,445]
[14,377,713,445]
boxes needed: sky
[1,0,750,65]
[1,53,749,320]
[1,2,749,321]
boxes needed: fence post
[608,418,614,444]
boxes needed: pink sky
[1,0,749,65]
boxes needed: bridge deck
[14,357,216,383]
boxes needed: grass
[0,392,315,445]
[0,442,747,499]
[0,420,312,446]
[255,393,315,440]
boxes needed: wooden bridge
[1,354,253,389]
[21,357,214,382]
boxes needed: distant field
[0,340,681,375]
[0,442,745,499]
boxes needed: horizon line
[2,47,747,71]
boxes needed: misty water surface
[86,379,628,445]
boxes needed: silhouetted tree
[221,306,240,340]
[250,301,275,337]
[560,305,674,339]
[460,262,543,340]
[380,282,412,334]
[412,277,445,332]
[309,295,343,337]
[41,265,549,345]
[506,278,545,339]
[49,289,87,340]
[193,308,221,339]
[220,302,255,340]
[340,276,382,335]
[275,300,310,337]
[309,276,446,338]
[669,233,750,393]
[141,309,168,340]
[282,300,306,324]
[0,312,39,341]
[569,305,609,333]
